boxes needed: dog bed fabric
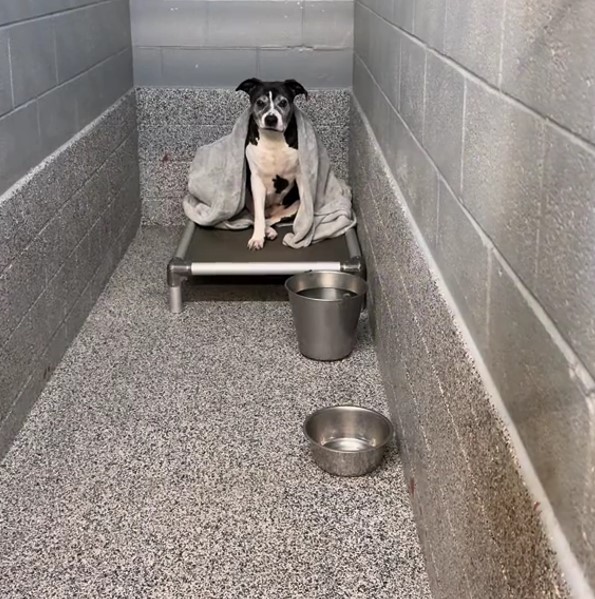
[182,107,356,248]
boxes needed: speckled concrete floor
[0,227,431,599]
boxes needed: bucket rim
[285,271,367,302]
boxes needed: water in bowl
[323,437,373,452]
[298,288,358,300]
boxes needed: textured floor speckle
[0,227,431,598]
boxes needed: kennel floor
[0,227,431,599]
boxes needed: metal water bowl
[303,405,393,476]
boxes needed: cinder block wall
[0,0,133,195]
[352,0,595,595]
[131,0,354,88]
[0,1,140,456]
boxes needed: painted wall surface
[352,0,595,592]
[0,0,133,196]
[131,0,354,88]
[0,1,139,456]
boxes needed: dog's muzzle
[264,114,278,128]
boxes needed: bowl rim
[302,404,394,453]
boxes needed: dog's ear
[236,78,262,95]
[284,79,309,100]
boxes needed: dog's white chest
[246,135,298,197]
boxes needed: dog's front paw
[265,227,278,240]
[248,236,265,251]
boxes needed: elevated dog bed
[167,220,364,313]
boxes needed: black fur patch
[273,175,289,193]
[282,184,300,207]
[283,113,298,149]
[246,116,260,146]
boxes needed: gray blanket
[182,107,355,248]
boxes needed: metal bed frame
[167,220,365,313]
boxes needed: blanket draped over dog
[182,107,356,248]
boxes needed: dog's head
[236,78,308,132]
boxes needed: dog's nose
[264,114,278,127]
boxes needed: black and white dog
[236,78,308,250]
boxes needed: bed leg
[167,258,191,314]
[169,285,183,314]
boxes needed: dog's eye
[278,99,288,108]
[256,99,266,108]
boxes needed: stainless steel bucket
[285,271,367,361]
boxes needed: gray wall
[131,0,353,88]
[0,1,139,456]
[0,0,133,196]
[353,0,595,594]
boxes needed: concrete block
[77,50,133,128]
[54,7,92,82]
[0,196,22,274]
[436,180,489,346]
[354,2,371,69]
[44,237,86,330]
[56,1,130,84]
[136,88,245,132]
[100,49,134,111]
[73,167,111,242]
[161,48,259,88]
[0,31,12,116]
[133,47,162,87]
[368,12,399,109]
[108,172,140,243]
[8,19,58,106]
[502,0,595,144]
[0,0,70,26]
[303,1,354,49]
[536,126,595,375]
[74,68,107,131]
[389,113,438,248]
[0,301,48,421]
[358,0,392,22]
[106,134,138,198]
[38,208,75,285]
[0,322,69,460]
[0,158,73,275]
[38,81,79,158]
[0,102,41,195]
[443,0,504,85]
[258,49,353,88]
[462,80,545,286]
[368,77,393,161]
[316,126,349,181]
[207,1,302,48]
[414,0,446,50]
[0,230,77,416]
[129,0,208,48]
[353,56,374,126]
[90,0,132,60]
[423,53,464,194]
[487,253,595,580]
[140,159,189,199]
[138,125,222,163]
[399,35,425,140]
[392,0,415,32]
